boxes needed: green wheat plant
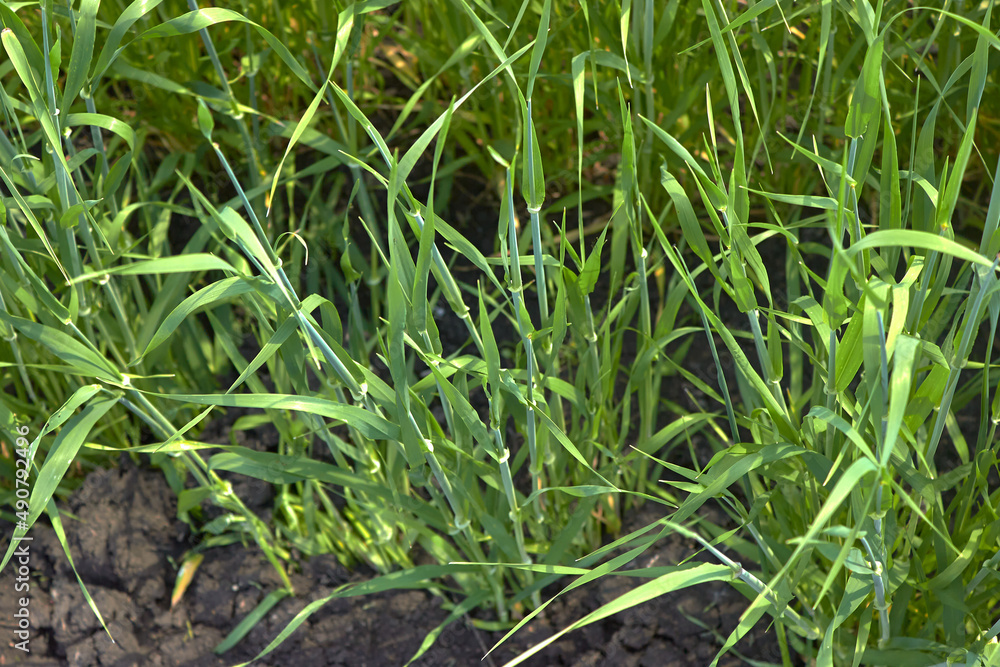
[2,1,1000,666]
[0,2,696,661]
[0,0,339,630]
[495,3,1000,666]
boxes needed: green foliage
[1,0,999,665]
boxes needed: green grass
[2,0,1000,665]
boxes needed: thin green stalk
[2,330,36,402]
[860,536,890,647]
[186,0,261,203]
[525,100,549,328]
[40,0,87,315]
[245,23,261,150]
[407,205,486,355]
[677,522,819,639]
[640,0,655,189]
[748,309,787,416]
[875,311,888,538]
[488,405,532,621]
[308,41,385,315]
[823,329,838,459]
[343,17,386,269]
[636,241,653,444]
[0,233,36,399]
[207,145,301,306]
[504,168,542,521]
[926,259,999,462]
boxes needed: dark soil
[0,452,795,667]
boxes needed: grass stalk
[860,536,890,648]
[504,167,542,521]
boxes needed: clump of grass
[1,1,671,648]
[504,3,1000,666]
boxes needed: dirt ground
[0,451,797,667]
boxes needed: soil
[0,451,795,667]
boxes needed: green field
[2,1,1000,664]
